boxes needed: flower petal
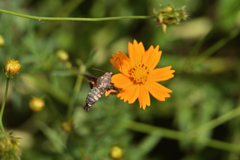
[128,41,137,66]
[111,73,132,89]
[146,81,172,101]
[143,45,162,70]
[118,84,139,104]
[128,40,145,66]
[110,51,132,76]
[138,84,150,110]
[149,66,175,82]
[137,41,145,63]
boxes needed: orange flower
[110,40,175,110]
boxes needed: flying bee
[83,58,121,112]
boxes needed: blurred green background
[0,0,240,159]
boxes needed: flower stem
[196,28,239,63]
[189,106,240,137]
[67,64,86,117]
[123,120,240,152]
[0,78,10,134]
[0,9,155,22]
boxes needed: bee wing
[84,74,98,89]
[105,84,121,97]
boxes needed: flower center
[129,64,149,84]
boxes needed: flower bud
[61,118,73,132]
[56,49,69,62]
[65,61,72,69]
[29,97,45,112]
[0,35,5,48]
[4,59,21,78]
[0,133,21,159]
[154,4,188,33]
[110,146,123,160]
[162,5,173,13]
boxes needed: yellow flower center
[129,64,149,84]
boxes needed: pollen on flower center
[129,64,149,84]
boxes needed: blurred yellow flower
[61,118,73,133]
[0,35,5,48]
[110,40,175,110]
[110,146,123,160]
[56,49,69,62]
[29,97,45,112]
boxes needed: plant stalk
[0,78,10,134]
[0,9,155,22]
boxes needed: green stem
[0,9,155,21]
[189,106,240,137]
[197,28,239,63]
[123,120,240,152]
[67,64,86,117]
[183,32,209,73]
[0,78,10,134]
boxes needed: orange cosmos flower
[110,40,175,110]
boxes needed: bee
[83,59,121,112]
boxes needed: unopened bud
[4,59,21,78]
[0,133,21,159]
[65,61,72,69]
[61,118,73,132]
[154,4,188,33]
[162,5,173,13]
[0,35,5,48]
[56,49,69,62]
[29,97,45,112]
[110,146,123,160]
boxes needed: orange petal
[146,45,154,55]
[137,41,145,63]
[128,41,137,66]
[111,73,132,89]
[143,45,162,70]
[138,84,150,110]
[149,66,175,82]
[118,84,139,104]
[128,40,145,66]
[117,92,125,100]
[110,51,132,76]
[146,81,172,101]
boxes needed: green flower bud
[65,61,72,69]
[0,133,21,160]
[154,4,188,33]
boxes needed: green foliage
[0,0,240,159]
